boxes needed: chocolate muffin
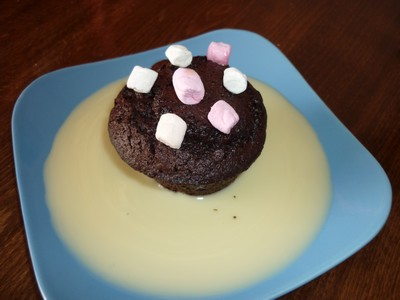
[108,56,267,195]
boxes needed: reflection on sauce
[44,79,331,297]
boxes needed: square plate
[12,29,392,299]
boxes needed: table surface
[1,0,399,299]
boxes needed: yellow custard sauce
[44,78,331,297]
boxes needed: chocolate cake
[108,50,267,195]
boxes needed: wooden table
[1,0,399,298]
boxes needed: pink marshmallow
[206,42,231,66]
[208,100,239,134]
[172,68,205,105]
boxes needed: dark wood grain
[1,0,399,299]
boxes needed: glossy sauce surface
[44,79,331,297]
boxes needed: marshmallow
[155,113,187,149]
[206,42,231,66]
[165,45,193,67]
[172,68,205,105]
[208,100,239,134]
[223,67,248,94]
[127,66,158,93]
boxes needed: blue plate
[12,29,392,299]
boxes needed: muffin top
[109,55,266,186]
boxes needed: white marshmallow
[127,66,158,93]
[155,113,187,149]
[223,67,248,94]
[165,45,193,67]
